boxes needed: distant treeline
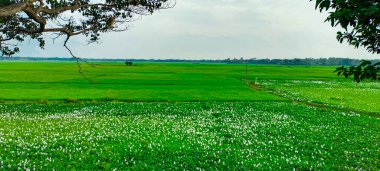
[126,58,380,66]
[223,58,380,66]
[2,57,379,66]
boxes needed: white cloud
[19,0,379,59]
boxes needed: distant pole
[245,60,248,80]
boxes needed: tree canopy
[0,0,172,56]
[313,0,380,54]
[312,0,380,82]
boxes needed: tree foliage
[312,0,380,82]
[313,0,380,53]
[0,0,172,56]
[335,60,380,83]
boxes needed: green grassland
[0,62,349,101]
[0,61,379,170]
[0,62,284,101]
[260,80,380,113]
[0,62,379,112]
[0,102,379,170]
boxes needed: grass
[1,61,378,113]
[0,102,379,170]
[258,79,380,113]
[0,62,285,101]
[0,61,379,170]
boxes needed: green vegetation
[0,62,340,101]
[260,80,380,113]
[335,60,380,83]
[0,62,283,101]
[0,62,379,169]
[1,62,378,113]
[0,102,379,170]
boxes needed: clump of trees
[312,0,380,82]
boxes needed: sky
[18,0,379,59]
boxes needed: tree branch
[0,2,28,17]
[63,35,94,83]
[0,0,174,68]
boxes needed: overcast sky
[19,0,379,59]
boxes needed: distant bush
[125,61,133,66]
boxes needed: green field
[0,62,284,101]
[0,62,379,112]
[0,62,379,170]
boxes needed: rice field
[259,80,380,113]
[0,62,379,170]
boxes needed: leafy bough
[335,61,380,83]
